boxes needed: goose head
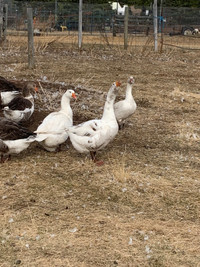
[22,82,38,97]
[109,81,121,95]
[64,89,77,100]
[105,81,121,103]
[115,81,121,88]
[127,76,135,85]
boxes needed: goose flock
[0,76,137,164]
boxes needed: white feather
[35,90,76,152]
[68,82,120,157]
[114,76,137,123]
[3,138,34,155]
[0,91,20,105]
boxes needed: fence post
[55,0,58,26]
[78,0,82,49]
[159,0,163,33]
[27,8,35,69]
[0,0,3,42]
[124,6,128,50]
[153,0,158,52]
[112,16,116,37]
[3,4,8,40]
[159,0,164,52]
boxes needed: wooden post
[0,0,3,42]
[55,0,58,26]
[3,4,8,40]
[78,0,82,49]
[112,16,116,37]
[27,8,35,69]
[153,0,158,52]
[124,6,128,50]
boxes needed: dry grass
[6,30,200,52]
[0,34,200,267]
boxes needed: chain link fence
[2,1,200,50]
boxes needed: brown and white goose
[0,118,36,162]
[2,82,38,123]
[0,76,22,91]
[0,76,21,106]
[114,76,137,129]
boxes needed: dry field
[0,34,200,267]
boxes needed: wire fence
[2,1,200,51]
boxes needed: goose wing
[0,76,21,92]
[0,118,35,140]
[69,119,103,137]
[69,122,118,153]
[37,112,72,133]
[5,96,33,110]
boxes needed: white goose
[114,76,137,128]
[35,89,76,152]
[68,81,121,163]
[3,82,38,123]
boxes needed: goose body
[3,83,37,122]
[1,137,35,156]
[0,76,22,106]
[114,76,136,126]
[0,137,35,162]
[0,91,20,106]
[0,117,35,140]
[0,76,21,92]
[68,81,121,161]
[0,118,36,162]
[35,90,76,152]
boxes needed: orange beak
[34,86,38,92]
[72,92,76,99]
[115,81,121,87]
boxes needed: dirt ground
[0,35,200,267]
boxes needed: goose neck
[125,83,133,99]
[102,95,116,121]
[61,96,71,112]
[26,94,34,103]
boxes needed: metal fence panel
[1,1,200,50]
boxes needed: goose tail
[25,135,37,143]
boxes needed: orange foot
[95,160,104,166]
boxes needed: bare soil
[0,35,200,267]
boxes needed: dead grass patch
[0,37,200,267]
